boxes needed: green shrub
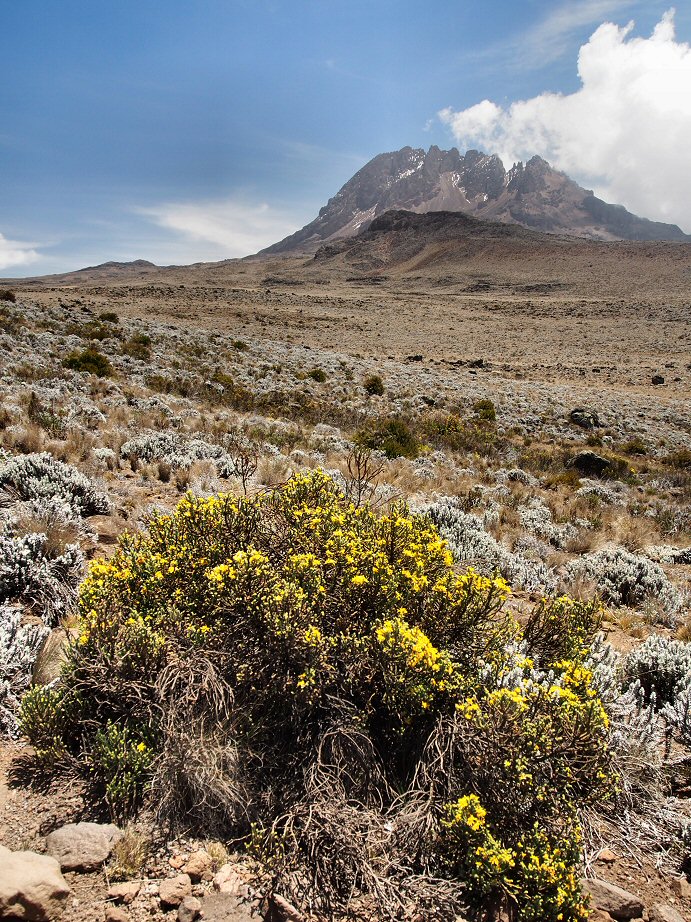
[232,340,249,352]
[472,398,496,422]
[24,471,612,920]
[0,288,17,303]
[98,311,119,323]
[122,333,152,361]
[20,686,71,766]
[63,347,113,377]
[363,374,385,396]
[92,723,154,819]
[426,413,497,456]
[621,437,647,456]
[359,417,419,459]
[307,367,327,383]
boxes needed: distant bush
[25,471,611,919]
[63,347,113,377]
[425,413,498,456]
[472,398,496,422]
[363,374,385,396]
[98,311,119,323]
[232,340,249,351]
[0,289,16,303]
[359,417,419,459]
[122,333,152,361]
[307,367,327,383]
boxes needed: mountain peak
[261,146,689,254]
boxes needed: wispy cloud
[440,10,691,232]
[464,0,639,72]
[136,197,302,259]
[0,232,41,271]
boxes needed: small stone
[178,895,202,922]
[183,850,213,882]
[0,844,71,921]
[108,881,141,905]
[596,849,618,864]
[652,374,665,385]
[670,877,691,900]
[589,912,613,922]
[159,874,192,908]
[105,906,129,922]
[582,878,644,920]
[650,905,686,922]
[45,821,123,871]
[169,855,186,870]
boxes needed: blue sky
[1,0,689,274]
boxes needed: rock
[45,822,123,871]
[159,875,192,909]
[178,896,202,922]
[652,374,665,385]
[670,877,691,899]
[265,893,303,922]
[582,878,644,920]
[0,844,71,921]
[213,864,251,899]
[200,891,256,921]
[107,882,141,905]
[104,907,129,922]
[31,629,74,687]
[87,514,122,545]
[169,855,186,870]
[596,848,618,864]
[650,906,686,922]
[183,850,213,882]
[589,912,614,922]
[570,407,600,429]
[568,451,611,477]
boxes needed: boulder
[582,878,644,920]
[568,451,611,477]
[178,896,202,922]
[183,850,213,882]
[45,822,123,871]
[0,844,70,921]
[32,629,74,687]
[570,407,600,429]
[159,875,192,909]
[650,906,686,922]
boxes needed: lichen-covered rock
[45,821,123,871]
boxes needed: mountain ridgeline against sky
[262,146,690,254]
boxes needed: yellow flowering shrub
[21,471,613,919]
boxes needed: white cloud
[440,10,691,232]
[137,198,302,259]
[0,232,40,271]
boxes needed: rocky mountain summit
[262,145,690,253]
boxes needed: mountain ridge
[261,145,689,253]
